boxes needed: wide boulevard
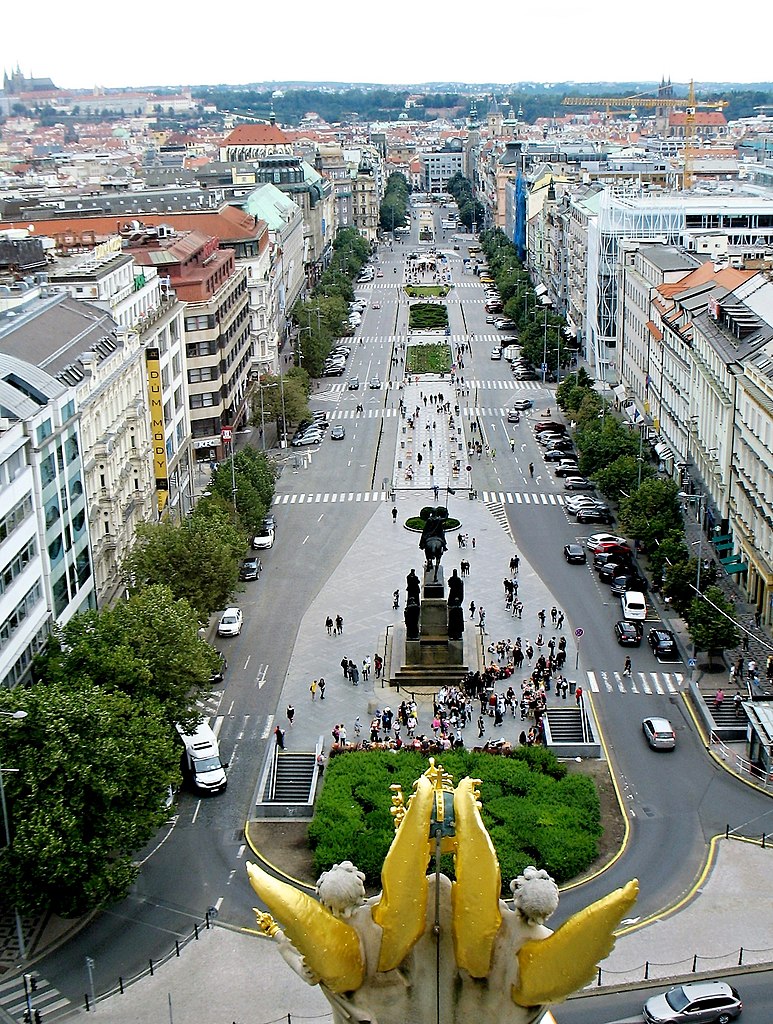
[16,202,773,1019]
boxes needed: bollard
[85,993,90,1012]
[205,911,211,929]
[692,954,697,972]
[175,940,180,957]
[763,833,767,849]
[194,923,199,940]
[738,947,744,965]
[596,967,602,986]
[149,958,154,976]
[725,824,730,839]
[119,977,124,994]
[644,961,649,980]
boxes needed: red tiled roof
[646,320,663,341]
[221,123,290,147]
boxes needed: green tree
[617,478,683,550]
[122,514,243,618]
[35,585,218,728]
[576,418,641,478]
[252,374,309,443]
[664,559,701,617]
[687,586,741,667]
[593,455,653,501]
[0,681,179,916]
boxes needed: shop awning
[713,538,734,551]
[613,384,628,401]
[725,562,749,574]
[654,441,675,461]
[713,534,733,544]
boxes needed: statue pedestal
[422,564,444,599]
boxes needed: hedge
[408,303,449,331]
[308,749,601,891]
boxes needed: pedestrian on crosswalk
[623,656,632,677]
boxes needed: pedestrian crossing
[332,334,520,347]
[480,491,566,506]
[322,377,541,394]
[0,971,71,1020]
[585,669,685,695]
[273,491,392,505]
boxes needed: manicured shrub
[309,750,601,890]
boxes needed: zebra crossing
[331,334,523,347]
[480,491,566,506]
[0,971,71,1020]
[585,669,685,695]
[273,491,391,506]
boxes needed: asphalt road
[29,203,773,1015]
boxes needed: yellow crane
[562,81,728,189]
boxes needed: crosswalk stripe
[587,671,599,693]
[585,669,686,696]
[613,671,625,693]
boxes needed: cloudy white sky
[3,0,770,91]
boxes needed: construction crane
[562,81,729,189]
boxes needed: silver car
[643,981,742,1024]
[642,716,676,750]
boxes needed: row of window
[1,620,50,691]
[0,493,34,545]
[0,447,27,488]
[0,538,37,597]
[0,581,43,652]
[52,549,91,619]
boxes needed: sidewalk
[92,839,773,1023]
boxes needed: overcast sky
[3,0,770,92]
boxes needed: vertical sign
[145,347,169,515]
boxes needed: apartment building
[0,356,95,689]
[130,231,251,468]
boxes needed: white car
[586,533,627,552]
[217,607,243,637]
[490,348,502,360]
[252,527,275,549]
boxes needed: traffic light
[24,974,37,992]
[34,1011,42,1023]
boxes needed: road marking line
[261,715,274,739]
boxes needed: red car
[593,541,632,558]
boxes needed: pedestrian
[392,506,398,523]
[351,665,360,686]
[477,715,485,738]
[354,716,362,739]
[472,537,476,549]
[623,656,632,677]
[714,688,725,710]
[510,438,515,453]
[433,483,439,500]
[325,616,333,635]
[310,679,317,700]
[274,726,285,749]
[374,653,383,678]
[529,462,534,478]
[538,609,546,628]
[556,611,564,629]
[575,686,583,705]
[551,607,558,626]
[286,703,295,726]
[478,607,486,629]
[339,725,347,747]
[319,677,326,700]
[469,600,476,619]
[341,656,349,678]
[335,614,344,634]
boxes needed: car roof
[644,716,674,730]
[222,607,240,616]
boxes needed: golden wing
[451,777,502,977]
[512,879,639,1007]
[372,774,434,971]
[246,860,365,993]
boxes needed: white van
[621,591,647,622]
[176,721,228,795]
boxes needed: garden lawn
[406,344,452,375]
[308,748,601,893]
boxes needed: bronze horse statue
[419,506,448,582]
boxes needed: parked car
[576,506,614,524]
[610,572,649,596]
[594,550,632,571]
[515,370,538,380]
[322,363,345,377]
[642,717,677,752]
[291,431,322,447]
[614,620,642,646]
[534,422,566,434]
[537,432,566,446]
[598,561,627,584]
[496,319,518,330]
[586,533,627,551]
[563,476,595,491]
[252,526,275,549]
[553,461,581,476]
[330,424,346,440]
[648,628,678,658]
[239,556,262,581]
[217,607,243,637]
[566,495,605,514]
[621,590,647,621]
[563,544,587,565]
[593,541,633,559]
[643,981,741,1023]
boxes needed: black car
[648,628,678,658]
[576,506,614,524]
[545,449,575,462]
[239,556,262,581]
[610,573,649,596]
[262,513,277,531]
[614,620,642,646]
[598,561,626,584]
[563,544,587,565]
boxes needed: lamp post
[1,709,28,958]
[678,491,707,681]
[541,301,549,385]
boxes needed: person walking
[575,685,583,706]
[623,656,632,677]
[286,703,295,727]
[477,715,485,738]
[392,506,398,523]
[335,614,344,634]
[318,677,326,700]
[529,462,534,478]
[341,656,349,678]
[274,726,285,750]
[325,616,333,635]
[538,609,546,628]
[469,600,476,619]
[309,679,318,701]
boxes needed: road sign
[541,363,548,371]
[574,627,584,638]
[221,426,233,444]
[466,465,472,472]
[688,658,697,668]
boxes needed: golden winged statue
[247,758,637,1024]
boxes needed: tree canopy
[687,586,741,665]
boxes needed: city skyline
[4,0,771,95]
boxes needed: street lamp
[678,491,707,681]
[1,709,28,959]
